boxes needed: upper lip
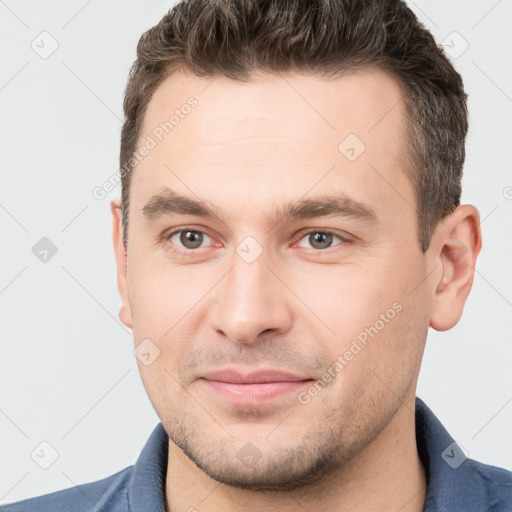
[200,369,312,384]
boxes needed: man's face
[115,68,434,488]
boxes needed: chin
[174,429,346,492]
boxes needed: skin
[111,68,482,511]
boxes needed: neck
[165,397,426,512]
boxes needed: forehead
[141,67,406,149]
[130,67,415,229]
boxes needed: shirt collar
[415,396,494,511]
[126,397,485,511]
[127,419,168,512]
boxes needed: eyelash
[163,227,350,255]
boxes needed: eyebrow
[142,187,379,227]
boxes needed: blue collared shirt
[1,397,511,511]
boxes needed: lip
[199,369,313,406]
[201,369,310,384]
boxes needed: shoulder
[414,397,512,511]
[466,458,512,511]
[0,466,133,512]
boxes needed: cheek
[307,260,427,385]
[127,261,216,394]
[127,257,205,336]
[290,262,394,340]
[352,276,429,397]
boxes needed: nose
[210,242,293,345]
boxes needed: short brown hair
[120,0,468,253]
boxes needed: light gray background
[1,0,511,504]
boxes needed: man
[2,0,511,511]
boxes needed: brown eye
[296,230,345,250]
[168,230,210,250]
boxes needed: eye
[163,227,349,255]
[167,229,212,251]
[295,230,346,250]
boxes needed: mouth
[199,369,314,406]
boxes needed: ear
[429,204,482,331]
[110,197,133,329]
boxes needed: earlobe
[429,205,482,331]
[110,198,133,330]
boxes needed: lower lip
[201,379,312,406]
